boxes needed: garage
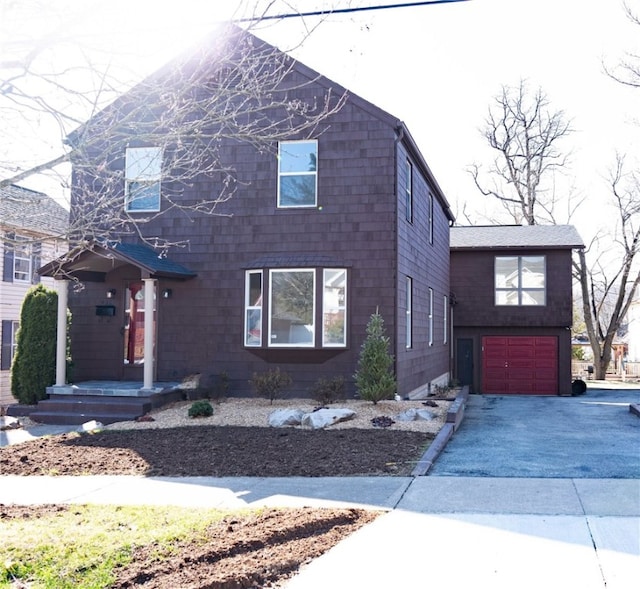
[482,336,558,395]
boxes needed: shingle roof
[0,184,68,236]
[111,242,197,278]
[38,241,197,280]
[450,225,584,250]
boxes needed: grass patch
[0,504,240,588]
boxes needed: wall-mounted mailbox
[95,305,116,317]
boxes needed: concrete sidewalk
[0,475,638,588]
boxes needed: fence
[572,360,640,380]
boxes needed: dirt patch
[0,503,379,588]
[0,425,433,477]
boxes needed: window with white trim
[405,276,413,349]
[405,160,413,223]
[428,192,434,244]
[245,267,347,348]
[269,269,315,346]
[13,236,31,282]
[323,269,347,347]
[277,140,317,208]
[125,146,162,212]
[428,288,434,346]
[245,271,262,346]
[443,294,448,344]
[495,255,546,306]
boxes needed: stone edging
[411,386,470,476]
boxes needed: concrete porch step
[29,395,153,425]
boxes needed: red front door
[482,336,558,395]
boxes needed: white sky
[3,0,639,242]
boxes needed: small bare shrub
[310,376,345,405]
[250,367,292,404]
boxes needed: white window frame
[322,269,347,347]
[405,159,413,223]
[428,288,434,347]
[443,295,448,344]
[428,192,434,244]
[268,268,316,347]
[13,235,31,283]
[244,271,263,347]
[125,146,162,212]
[495,255,546,306]
[277,140,318,208]
[406,276,413,349]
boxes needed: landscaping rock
[301,408,356,429]
[268,409,305,427]
[396,408,436,422]
[0,416,21,431]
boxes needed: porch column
[142,277,155,390]
[55,280,69,386]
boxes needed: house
[0,184,68,406]
[449,224,584,396]
[37,25,455,410]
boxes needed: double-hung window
[13,235,31,282]
[495,255,546,305]
[405,276,413,348]
[405,160,413,223]
[277,140,317,208]
[1,320,19,370]
[428,288,434,346]
[323,269,347,347]
[125,146,162,212]
[245,271,263,346]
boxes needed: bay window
[244,267,347,348]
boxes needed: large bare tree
[472,78,640,379]
[576,156,640,378]
[469,80,574,225]
[0,2,345,259]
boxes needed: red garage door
[482,336,558,395]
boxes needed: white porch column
[142,277,156,390]
[55,280,69,386]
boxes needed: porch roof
[38,241,197,281]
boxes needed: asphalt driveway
[430,385,640,478]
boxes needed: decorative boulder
[79,420,104,432]
[301,408,356,429]
[268,409,305,427]
[396,408,436,422]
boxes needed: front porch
[11,381,185,425]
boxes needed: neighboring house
[40,27,455,399]
[0,185,68,406]
[450,225,584,396]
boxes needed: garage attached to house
[482,336,558,395]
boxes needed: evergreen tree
[354,310,396,404]
[11,284,58,404]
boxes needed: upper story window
[125,147,162,212]
[13,235,32,282]
[277,140,317,208]
[405,160,413,223]
[428,192,434,244]
[495,255,546,306]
